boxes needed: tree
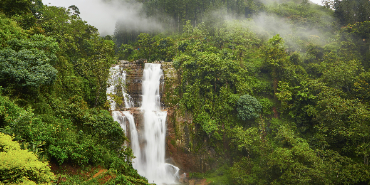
[236,94,262,122]
[334,0,370,25]
[0,0,44,29]
[0,132,54,184]
[38,6,116,107]
[0,17,59,92]
[344,21,370,69]
[263,34,294,105]
[0,0,32,16]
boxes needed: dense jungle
[1,0,370,184]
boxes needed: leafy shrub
[0,132,54,184]
[110,157,138,177]
[0,93,128,168]
[258,97,274,115]
[118,44,134,60]
[230,157,261,185]
[236,94,262,121]
[106,174,149,185]
[195,112,218,135]
[0,93,37,140]
[0,32,59,91]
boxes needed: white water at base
[136,63,179,184]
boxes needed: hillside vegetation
[116,0,370,184]
[0,0,148,184]
[1,0,370,184]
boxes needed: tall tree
[334,0,370,25]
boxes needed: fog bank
[42,0,164,36]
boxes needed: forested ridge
[1,0,370,184]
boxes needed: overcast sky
[42,0,123,36]
[42,0,323,36]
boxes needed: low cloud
[250,13,326,47]
[214,9,332,50]
[43,0,165,36]
[259,0,321,5]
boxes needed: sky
[42,0,324,36]
[309,0,323,5]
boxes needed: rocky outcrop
[118,60,144,107]
[165,109,216,173]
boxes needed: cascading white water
[107,64,138,151]
[136,63,179,184]
[106,65,134,110]
[106,65,120,111]
[112,111,127,135]
[107,63,179,185]
[122,72,134,108]
[121,111,141,168]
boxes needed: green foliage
[268,1,334,30]
[258,97,274,115]
[0,14,59,93]
[334,0,370,25]
[118,14,370,184]
[106,174,149,185]
[3,1,370,184]
[121,33,176,62]
[0,0,32,17]
[0,13,27,47]
[353,71,370,103]
[0,5,147,184]
[229,157,262,185]
[118,44,135,60]
[236,95,262,122]
[232,126,261,154]
[204,165,231,185]
[319,59,362,91]
[0,132,54,184]
[195,112,218,135]
[344,21,370,69]
[0,92,128,167]
[0,35,59,89]
[162,14,370,184]
[37,5,115,107]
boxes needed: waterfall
[106,65,120,110]
[106,65,133,110]
[112,111,126,133]
[107,64,139,159]
[137,63,179,184]
[107,63,179,185]
[122,71,134,108]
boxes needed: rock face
[115,60,214,175]
[119,60,144,107]
[119,60,167,108]
[165,109,216,173]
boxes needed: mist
[250,13,329,48]
[42,0,165,36]
[260,0,323,5]
[214,8,333,50]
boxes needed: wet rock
[179,173,188,183]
